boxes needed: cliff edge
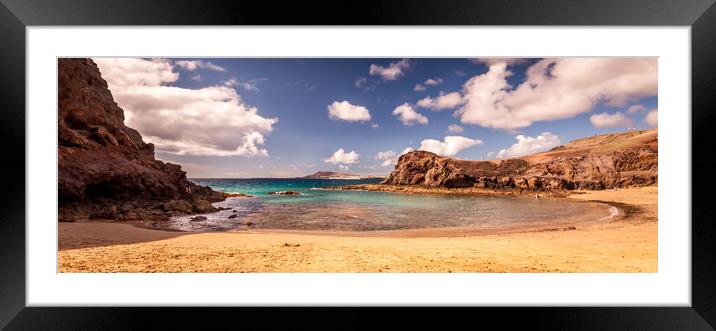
[383,129,657,191]
[58,58,224,221]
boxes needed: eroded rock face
[58,58,224,221]
[383,151,531,188]
[383,130,658,191]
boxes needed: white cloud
[338,164,351,171]
[371,123,380,129]
[416,91,464,111]
[645,109,658,127]
[626,104,647,114]
[392,103,428,126]
[191,74,202,82]
[415,97,429,108]
[373,147,414,167]
[414,78,443,91]
[447,124,464,133]
[589,112,634,129]
[495,132,561,159]
[355,77,376,91]
[424,78,443,86]
[368,147,417,167]
[355,77,367,87]
[418,136,483,157]
[95,58,178,88]
[237,82,259,92]
[223,78,266,92]
[455,58,658,130]
[175,60,225,72]
[375,150,396,159]
[471,58,527,66]
[375,150,399,167]
[324,148,360,164]
[327,101,371,122]
[94,58,277,157]
[369,59,410,81]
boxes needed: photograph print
[58,57,658,273]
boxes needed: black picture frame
[1,0,714,329]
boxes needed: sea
[153,178,615,232]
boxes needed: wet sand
[58,186,657,272]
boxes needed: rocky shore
[329,183,570,198]
[58,58,226,222]
[379,129,657,193]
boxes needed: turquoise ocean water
[156,178,614,232]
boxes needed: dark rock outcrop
[268,190,302,196]
[58,58,224,221]
[382,151,531,188]
[223,192,253,198]
[383,130,658,191]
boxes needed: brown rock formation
[58,58,224,221]
[268,190,302,196]
[383,129,657,191]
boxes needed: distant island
[300,171,385,180]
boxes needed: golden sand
[58,186,657,273]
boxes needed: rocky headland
[58,58,226,222]
[340,129,657,195]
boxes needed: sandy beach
[58,186,657,273]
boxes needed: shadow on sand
[58,220,190,250]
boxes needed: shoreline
[58,186,657,272]
[73,187,620,239]
[129,183,626,238]
[327,183,572,198]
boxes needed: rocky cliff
[383,129,657,191]
[58,58,224,221]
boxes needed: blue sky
[95,57,658,178]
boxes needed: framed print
[2,0,715,329]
